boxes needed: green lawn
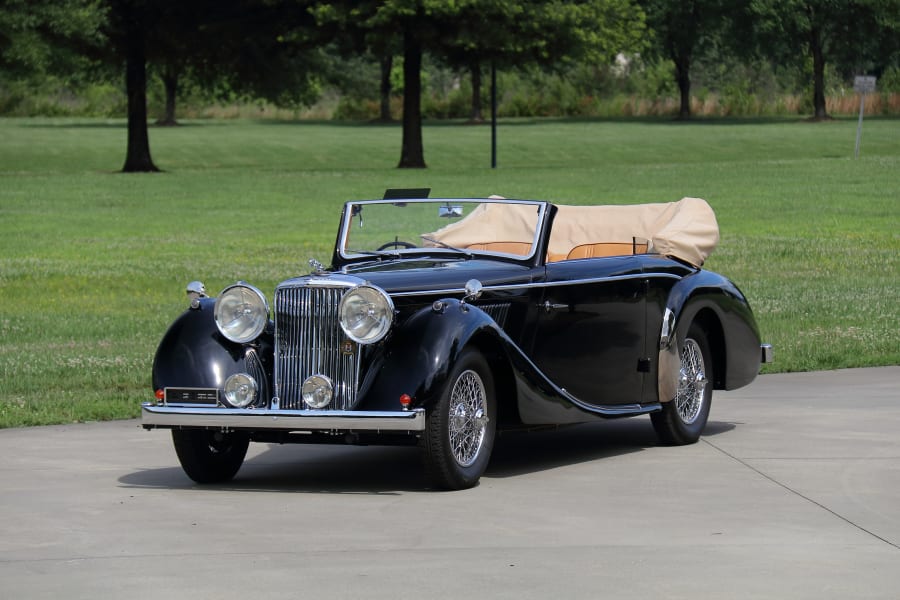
[1,116,898,427]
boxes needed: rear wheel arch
[651,320,714,445]
[690,308,726,390]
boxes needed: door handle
[542,300,569,313]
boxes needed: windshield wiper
[419,236,473,258]
[347,249,402,259]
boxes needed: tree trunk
[398,30,425,169]
[674,54,692,120]
[470,62,483,122]
[157,65,179,126]
[378,54,393,122]
[122,24,159,172]
[810,24,829,119]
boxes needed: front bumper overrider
[141,404,426,432]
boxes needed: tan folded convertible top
[424,197,719,267]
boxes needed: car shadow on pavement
[119,417,736,493]
[487,418,734,478]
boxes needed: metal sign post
[853,75,876,158]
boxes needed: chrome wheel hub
[448,369,489,467]
[676,338,707,425]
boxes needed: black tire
[171,429,250,483]
[422,349,497,490]
[651,322,713,445]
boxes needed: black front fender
[356,299,501,412]
[151,298,273,397]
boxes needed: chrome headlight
[214,283,269,343]
[339,285,394,344]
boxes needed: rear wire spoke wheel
[172,429,249,483]
[651,322,713,445]
[423,349,496,490]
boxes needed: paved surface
[1,367,898,599]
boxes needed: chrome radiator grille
[274,284,360,410]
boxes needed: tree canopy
[2,0,898,170]
[638,0,728,119]
[314,0,647,167]
[745,0,900,119]
[0,0,104,80]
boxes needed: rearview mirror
[439,205,463,218]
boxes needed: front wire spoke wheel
[448,370,488,467]
[423,349,497,490]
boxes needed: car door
[528,256,647,406]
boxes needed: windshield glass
[339,199,546,259]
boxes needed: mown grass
[1,116,897,427]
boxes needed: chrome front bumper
[761,344,774,364]
[141,403,426,432]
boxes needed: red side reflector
[155,389,165,400]
[399,393,412,407]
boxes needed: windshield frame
[334,198,550,265]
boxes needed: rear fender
[658,271,762,400]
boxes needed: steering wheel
[377,240,417,250]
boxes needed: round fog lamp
[302,375,334,409]
[223,373,258,408]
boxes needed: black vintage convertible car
[144,192,772,489]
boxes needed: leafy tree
[98,0,323,171]
[101,0,162,171]
[746,0,900,119]
[0,0,104,77]
[315,0,646,168]
[437,0,647,122]
[637,0,728,119]
[0,0,107,114]
[192,2,325,109]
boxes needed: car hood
[280,258,538,296]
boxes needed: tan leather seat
[466,241,532,255]
[546,251,569,263]
[566,241,648,259]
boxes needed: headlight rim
[214,282,270,344]
[338,284,394,345]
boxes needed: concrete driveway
[1,367,898,599]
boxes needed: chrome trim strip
[391,272,682,297]
[141,404,426,432]
[659,307,676,349]
[278,275,363,290]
